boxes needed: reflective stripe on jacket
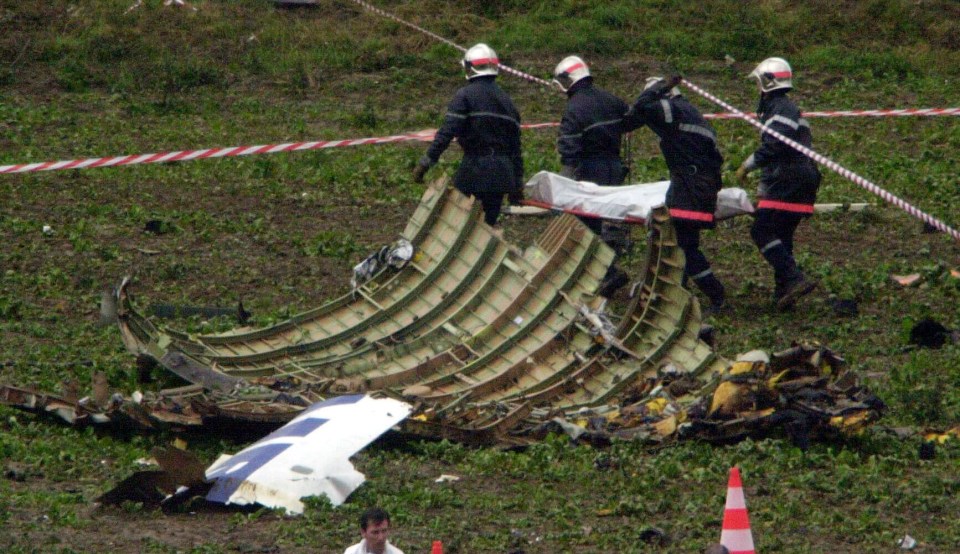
[427,76,521,161]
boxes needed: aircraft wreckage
[0,180,883,446]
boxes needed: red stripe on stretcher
[668,208,714,222]
[521,199,647,224]
[757,199,814,213]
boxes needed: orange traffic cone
[431,540,443,554]
[720,467,756,554]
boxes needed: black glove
[633,74,683,109]
[412,163,428,184]
[650,74,682,98]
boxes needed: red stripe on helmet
[771,71,792,78]
[564,62,586,73]
[469,57,499,65]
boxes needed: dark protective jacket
[425,76,523,195]
[557,78,638,185]
[752,90,821,214]
[628,88,724,226]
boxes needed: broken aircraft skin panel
[204,394,412,514]
[102,180,727,442]
[0,179,885,445]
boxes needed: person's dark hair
[360,507,391,531]
[704,544,729,554]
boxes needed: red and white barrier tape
[0,125,555,174]
[682,78,960,242]
[0,130,439,174]
[706,107,960,120]
[515,108,960,123]
[347,0,465,54]
[3,108,957,175]
[347,0,555,88]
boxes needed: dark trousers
[675,220,724,305]
[750,209,805,288]
[454,154,522,227]
[473,191,504,226]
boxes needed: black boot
[776,273,818,311]
[693,271,727,316]
[761,239,813,310]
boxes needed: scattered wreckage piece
[97,446,209,510]
[205,395,411,513]
[532,341,885,447]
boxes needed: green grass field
[1,1,958,552]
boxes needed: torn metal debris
[0,180,883,447]
[97,446,209,510]
[531,341,884,447]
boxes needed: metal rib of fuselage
[405,224,609,402]
[349,219,585,389]
[431,207,726,435]
[359,218,611,393]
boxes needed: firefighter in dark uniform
[553,56,639,297]
[554,56,637,230]
[736,57,820,311]
[627,75,727,313]
[413,43,523,227]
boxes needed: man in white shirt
[343,507,405,554]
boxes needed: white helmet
[462,43,499,79]
[748,57,793,93]
[552,55,591,92]
[644,76,680,98]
